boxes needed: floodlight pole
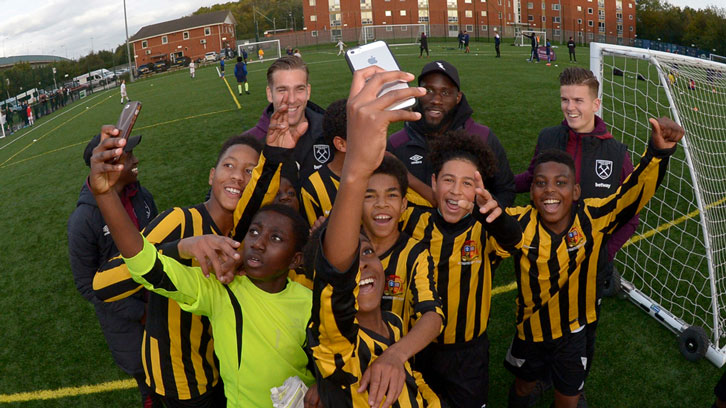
[123,0,135,82]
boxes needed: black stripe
[454,228,473,344]
[434,227,454,343]
[199,316,215,389]
[223,286,244,369]
[526,224,543,340]
[178,307,197,396]
[95,279,143,301]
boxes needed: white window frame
[183,31,189,40]
[311,15,317,21]
[141,40,148,48]
[385,10,392,16]
[400,10,406,16]
[161,36,168,44]
[552,3,560,10]
[204,27,211,36]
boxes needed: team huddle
[68,55,685,408]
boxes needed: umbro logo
[102,225,110,236]
[410,154,423,165]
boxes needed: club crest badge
[384,274,404,297]
[461,240,480,263]
[566,226,584,248]
[313,144,331,164]
[595,159,613,180]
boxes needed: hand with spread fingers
[177,235,242,284]
[88,125,127,196]
[267,93,308,149]
[457,171,503,223]
[649,116,685,150]
[358,348,406,408]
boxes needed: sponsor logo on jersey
[595,159,613,180]
[313,144,330,163]
[410,154,423,165]
[384,274,404,296]
[461,240,480,263]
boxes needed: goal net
[591,42,726,367]
[711,54,726,64]
[515,30,546,47]
[359,24,427,46]
[238,39,282,64]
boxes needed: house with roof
[129,10,236,68]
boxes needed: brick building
[299,0,635,45]
[129,10,236,68]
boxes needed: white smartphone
[345,41,416,111]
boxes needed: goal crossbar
[359,24,427,45]
[238,39,282,64]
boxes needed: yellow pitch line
[0,379,136,403]
[222,76,242,109]
[134,108,237,131]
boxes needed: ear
[266,86,273,104]
[333,136,347,153]
[593,97,601,113]
[288,252,303,270]
[306,83,311,100]
[209,167,215,186]
[573,183,581,202]
[400,196,408,214]
[456,91,463,105]
[430,173,438,193]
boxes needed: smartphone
[116,101,142,140]
[345,41,415,111]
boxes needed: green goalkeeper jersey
[125,237,314,408]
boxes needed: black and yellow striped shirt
[309,240,441,408]
[92,148,284,398]
[378,233,444,334]
[401,207,522,345]
[505,143,673,342]
[300,165,340,227]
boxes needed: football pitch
[0,41,720,406]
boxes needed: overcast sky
[0,0,722,59]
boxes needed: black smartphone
[116,101,142,140]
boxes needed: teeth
[544,199,560,204]
[131,168,138,175]
[225,187,241,195]
[374,215,391,220]
[447,200,458,206]
[568,114,579,118]
[359,278,374,286]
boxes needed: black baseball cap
[419,60,461,90]
[83,133,142,167]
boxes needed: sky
[0,0,722,60]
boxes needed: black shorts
[416,333,489,408]
[503,328,587,397]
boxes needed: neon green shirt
[125,237,314,407]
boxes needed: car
[153,60,170,72]
[138,63,154,75]
[171,56,191,68]
[204,51,217,62]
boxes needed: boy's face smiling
[209,144,260,213]
[243,211,301,292]
[431,158,477,224]
[531,161,581,234]
[560,84,600,134]
[357,235,385,313]
[362,173,407,245]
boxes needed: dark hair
[532,149,576,176]
[216,135,263,166]
[266,56,309,86]
[237,56,242,62]
[323,99,347,150]
[302,221,326,275]
[372,155,408,195]
[429,129,497,178]
[255,204,309,252]
[559,67,599,99]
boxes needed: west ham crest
[313,144,331,164]
[595,159,613,180]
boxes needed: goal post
[238,39,282,64]
[359,24,428,46]
[515,30,547,47]
[590,42,726,367]
[710,53,726,64]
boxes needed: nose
[250,233,266,250]
[451,180,462,195]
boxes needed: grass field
[0,41,721,407]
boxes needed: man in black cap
[387,60,515,208]
[67,132,158,407]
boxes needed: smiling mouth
[225,187,241,197]
[373,214,392,224]
[359,277,376,294]
[445,199,460,211]
[542,198,561,212]
[131,167,138,176]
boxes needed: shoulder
[388,127,412,150]
[464,119,492,139]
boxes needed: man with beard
[387,60,515,208]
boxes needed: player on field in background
[567,37,577,62]
[234,56,249,95]
[120,80,129,104]
[504,117,684,408]
[336,39,346,56]
[189,61,196,79]
[514,67,640,405]
[219,57,225,78]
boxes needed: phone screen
[345,41,415,111]
[116,101,142,140]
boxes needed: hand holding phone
[345,41,416,111]
[116,101,142,140]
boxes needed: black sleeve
[473,205,522,252]
[485,131,516,208]
[67,205,103,307]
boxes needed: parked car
[171,56,191,68]
[204,51,217,62]
[138,63,154,75]
[153,60,170,72]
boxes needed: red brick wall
[132,23,236,67]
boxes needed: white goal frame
[238,39,282,64]
[590,42,726,367]
[359,24,428,46]
[710,53,726,64]
[515,30,547,47]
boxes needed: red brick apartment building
[300,0,635,44]
[129,10,236,67]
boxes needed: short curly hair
[533,148,576,176]
[429,129,497,179]
[323,98,347,149]
[373,155,408,195]
[215,134,263,167]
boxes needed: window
[528,15,534,21]
[498,11,502,19]
[309,0,315,5]
[588,32,594,40]
[448,24,459,31]
[617,37,624,45]
[587,7,593,14]
[617,24,623,33]
[498,0,501,5]
[311,30,318,37]
[418,9,429,22]
[578,31,583,39]
[466,24,473,31]
[508,0,511,6]
[577,5,582,11]
[183,31,189,40]
[310,15,317,21]
[629,25,633,31]
[401,25,408,30]
[141,40,148,48]
[542,2,545,8]
[588,20,593,26]
[481,0,486,2]
[577,18,582,24]
[400,10,406,15]
[552,16,560,23]
[448,10,458,22]
[161,36,168,44]
[332,29,342,37]
[629,14,633,20]
[598,0,604,6]
[552,3,560,10]
[465,10,472,17]
[386,26,393,31]
[204,27,211,35]
[629,2,632,8]
[616,0,622,9]
[481,10,487,16]
[616,12,622,21]
[481,24,488,30]
[554,29,560,36]
[465,0,472,3]
[542,16,546,22]
[527,2,533,8]
[385,10,392,16]
[598,9,604,18]
[598,21,605,32]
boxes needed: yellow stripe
[0,379,136,403]
[221,76,241,109]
